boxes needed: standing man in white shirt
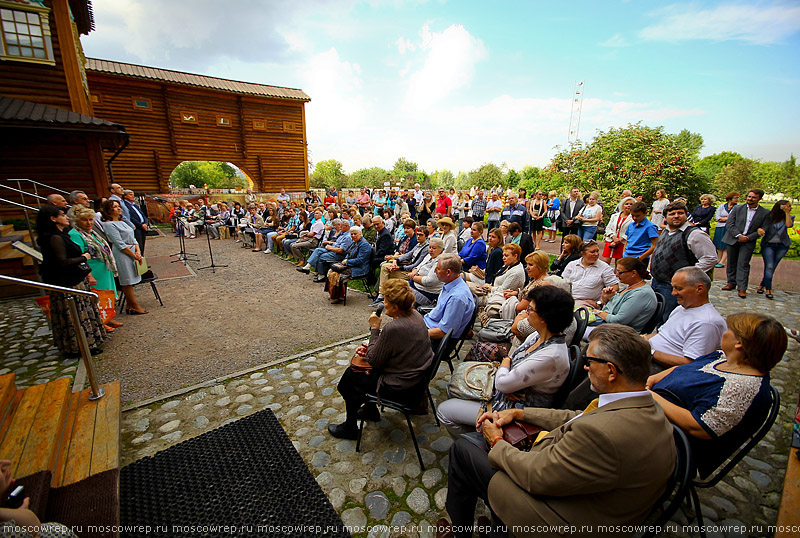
[485,192,503,232]
[721,189,770,298]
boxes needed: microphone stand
[171,217,199,265]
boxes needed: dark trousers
[446,438,508,538]
[336,368,424,428]
[726,241,757,290]
[134,227,146,254]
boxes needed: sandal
[107,320,123,328]
[126,309,149,315]
[765,290,773,299]
[103,324,115,333]
[757,286,765,294]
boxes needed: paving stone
[229,379,248,387]
[748,470,771,488]
[365,491,390,519]
[329,488,346,510]
[315,418,330,431]
[234,385,251,393]
[367,525,389,538]
[161,400,180,411]
[309,435,326,448]
[404,463,421,478]
[133,418,150,432]
[361,452,376,465]
[743,456,773,472]
[208,384,226,395]
[252,379,268,385]
[291,370,303,379]
[390,511,412,528]
[710,496,737,514]
[418,520,435,538]
[131,433,153,445]
[384,448,407,464]
[422,468,443,488]
[341,508,367,532]
[434,487,448,510]
[158,412,177,422]
[332,461,353,474]
[430,437,453,452]
[700,504,718,520]
[193,416,210,429]
[765,492,781,508]
[316,471,333,488]
[260,386,274,392]
[236,404,253,415]
[407,487,430,514]
[304,392,314,400]
[390,429,407,443]
[160,431,182,443]
[192,403,205,411]
[250,372,263,379]
[215,396,231,407]
[349,477,367,493]
[371,464,388,480]
[336,440,356,453]
[311,451,330,468]
[234,393,253,403]
[159,420,180,433]
[322,387,334,396]
[716,480,748,502]
[278,386,294,393]
[390,476,406,498]
[732,476,759,494]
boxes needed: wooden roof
[85,58,311,102]
[0,95,123,129]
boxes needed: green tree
[431,169,455,189]
[310,159,347,189]
[674,129,704,162]
[713,159,758,196]
[468,163,503,190]
[349,167,391,189]
[505,169,520,188]
[392,157,418,177]
[169,161,247,189]
[696,151,745,185]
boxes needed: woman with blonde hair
[545,190,560,242]
[690,194,717,234]
[601,196,635,265]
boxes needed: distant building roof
[86,58,311,102]
[0,95,124,129]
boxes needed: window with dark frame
[132,97,151,110]
[216,115,231,127]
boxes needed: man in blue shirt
[298,219,353,282]
[424,254,475,349]
[623,201,659,267]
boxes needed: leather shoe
[296,267,310,274]
[738,290,747,299]
[721,284,736,291]
[435,518,454,538]
[327,422,358,440]
[314,276,327,283]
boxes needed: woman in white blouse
[561,240,619,308]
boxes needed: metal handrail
[0,274,105,400]
[0,197,38,212]
[10,178,69,195]
[0,184,48,202]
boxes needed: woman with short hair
[101,200,148,315]
[588,257,657,333]
[328,280,434,439]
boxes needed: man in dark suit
[558,187,584,245]
[721,189,770,298]
[369,215,394,288]
[123,189,148,253]
[437,324,675,538]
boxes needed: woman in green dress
[68,205,122,331]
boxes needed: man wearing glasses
[438,324,675,538]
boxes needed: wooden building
[86,59,311,193]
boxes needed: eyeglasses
[584,355,624,374]
[615,269,633,275]
[525,306,537,314]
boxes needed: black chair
[635,425,694,538]
[355,329,453,470]
[342,249,375,306]
[442,305,479,373]
[116,271,163,313]
[684,385,780,538]
[552,345,587,409]
[569,307,589,347]
[640,292,665,335]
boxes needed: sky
[81,0,800,175]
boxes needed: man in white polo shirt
[644,266,726,371]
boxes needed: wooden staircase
[0,373,120,532]
[0,223,38,297]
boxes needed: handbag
[330,262,348,273]
[477,318,512,343]
[448,361,497,403]
[502,420,544,450]
[542,215,552,227]
[349,346,372,375]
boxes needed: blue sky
[81,0,800,175]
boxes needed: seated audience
[326,226,372,304]
[372,226,430,305]
[437,286,573,437]
[481,243,525,319]
[407,237,444,306]
[439,324,675,537]
[290,209,325,265]
[648,313,787,477]
[424,253,476,347]
[644,267,726,371]
[550,234,583,276]
[561,240,619,307]
[507,221,534,261]
[297,219,352,281]
[587,257,658,333]
[458,221,486,272]
[437,217,458,254]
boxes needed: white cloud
[404,24,487,109]
[640,3,800,45]
[599,33,627,47]
[395,36,416,54]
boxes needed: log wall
[87,74,309,194]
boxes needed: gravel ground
[97,230,372,405]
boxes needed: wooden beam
[300,97,309,188]
[238,96,248,158]
[50,0,91,115]
[86,138,110,197]
[161,85,178,155]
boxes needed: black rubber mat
[121,409,351,538]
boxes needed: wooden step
[0,224,14,236]
[53,380,120,487]
[0,377,71,479]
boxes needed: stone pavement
[1,284,798,537]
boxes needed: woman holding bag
[37,205,107,358]
[600,196,635,265]
[436,286,573,438]
[100,200,148,315]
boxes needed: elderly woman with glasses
[437,286,574,438]
[586,257,658,334]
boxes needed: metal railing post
[66,297,105,400]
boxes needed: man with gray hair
[108,183,134,229]
[124,189,149,252]
[298,219,353,282]
[644,266,726,371]
[424,253,475,348]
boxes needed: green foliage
[696,151,744,183]
[169,161,247,189]
[349,167,392,189]
[310,159,348,189]
[505,169,520,188]
[713,159,758,198]
[430,169,455,189]
[548,123,709,206]
[392,157,418,177]
[4,218,30,231]
[674,129,704,162]
[468,163,503,190]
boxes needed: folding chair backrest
[570,307,589,347]
[552,344,587,409]
[640,292,665,335]
[426,329,453,384]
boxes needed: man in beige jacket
[438,324,675,538]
